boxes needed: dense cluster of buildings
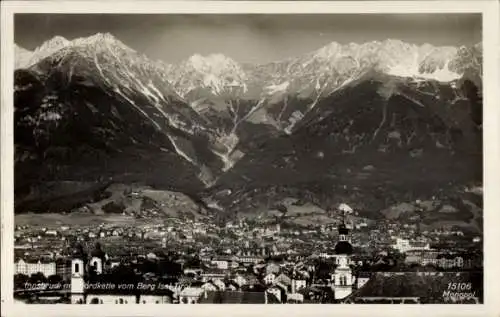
[16,222,364,304]
[13,211,483,304]
[13,192,484,304]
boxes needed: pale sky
[15,14,482,64]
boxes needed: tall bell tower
[331,209,355,300]
[71,244,87,304]
[89,242,106,275]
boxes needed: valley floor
[15,212,152,228]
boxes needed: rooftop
[345,272,482,302]
[199,291,267,304]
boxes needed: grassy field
[15,212,154,228]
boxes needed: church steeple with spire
[331,204,355,300]
[334,207,353,255]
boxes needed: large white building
[15,259,56,277]
[392,238,430,253]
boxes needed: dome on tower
[334,241,353,255]
[90,242,106,259]
[335,223,353,254]
[72,243,88,261]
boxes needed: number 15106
[447,282,472,291]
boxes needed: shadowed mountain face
[212,76,482,215]
[15,67,212,193]
[14,34,482,216]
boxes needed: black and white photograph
[1,1,499,313]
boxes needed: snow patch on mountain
[188,54,235,73]
[172,53,248,97]
[386,46,461,82]
[113,87,162,131]
[388,62,461,82]
[73,33,134,53]
[17,94,65,139]
[16,33,142,72]
[15,45,33,69]
[312,41,342,62]
[23,36,71,68]
[286,39,466,86]
[166,134,196,166]
[265,81,290,95]
[211,132,242,172]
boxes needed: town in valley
[12,13,483,305]
[14,190,483,304]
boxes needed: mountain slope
[210,73,482,216]
[164,39,481,152]
[15,34,230,195]
[14,34,482,216]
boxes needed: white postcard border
[1,1,499,316]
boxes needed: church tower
[71,243,87,304]
[89,242,106,275]
[332,214,355,300]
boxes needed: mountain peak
[46,35,70,44]
[186,53,240,72]
[35,35,71,53]
[171,53,247,96]
[312,41,342,59]
[382,38,409,46]
[71,32,133,52]
[76,32,118,44]
[16,35,72,69]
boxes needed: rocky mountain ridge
[16,34,482,99]
[14,33,482,218]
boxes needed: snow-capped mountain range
[16,33,481,93]
[14,33,482,211]
[15,34,481,135]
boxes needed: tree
[110,265,138,284]
[158,259,182,277]
[29,272,47,284]
[14,273,29,289]
[139,259,158,274]
[315,261,334,281]
[47,274,63,285]
[276,204,288,217]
